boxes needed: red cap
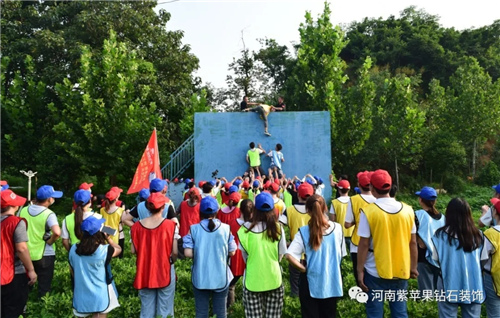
[338,180,351,189]
[105,190,120,201]
[263,181,272,189]
[491,198,500,212]
[370,169,392,191]
[1,190,27,208]
[173,178,179,183]
[224,183,232,191]
[0,180,7,186]
[357,171,371,188]
[274,178,281,185]
[242,181,250,189]
[298,183,314,199]
[148,192,167,209]
[270,183,280,193]
[79,182,94,190]
[110,186,123,193]
[256,176,261,180]
[198,181,206,188]
[229,192,241,203]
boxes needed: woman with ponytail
[238,192,287,318]
[414,186,445,293]
[286,194,346,318]
[69,216,121,317]
[99,187,125,258]
[62,190,102,251]
[183,196,236,317]
[431,198,484,318]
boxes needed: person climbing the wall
[243,102,284,136]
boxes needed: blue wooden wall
[194,111,332,202]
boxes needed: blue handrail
[161,134,194,180]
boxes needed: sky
[157,0,500,88]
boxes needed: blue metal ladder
[161,134,194,180]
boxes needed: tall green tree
[1,0,199,177]
[285,2,348,140]
[334,57,375,170]
[366,72,425,186]
[48,31,162,188]
[441,57,499,177]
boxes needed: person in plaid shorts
[238,192,287,317]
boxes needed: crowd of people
[1,169,500,318]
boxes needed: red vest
[131,219,175,289]
[218,207,240,225]
[179,201,200,237]
[229,219,246,276]
[1,216,26,285]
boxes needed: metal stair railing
[161,134,195,180]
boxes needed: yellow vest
[350,195,373,246]
[274,198,286,216]
[485,227,500,296]
[332,198,354,238]
[287,204,311,241]
[99,207,123,243]
[240,189,248,200]
[363,203,414,279]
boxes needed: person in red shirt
[1,189,37,317]
[131,192,178,318]
[218,192,241,225]
[227,199,253,307]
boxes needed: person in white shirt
[479,184,500,228]
[356,169,417,318]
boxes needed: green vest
[238,223,282,292]
[19,206,54,261]
[283,191,292,208]
[65,213,80,245]
[247,149,261,167]
[248,189,260,202]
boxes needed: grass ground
[24,184,494,317]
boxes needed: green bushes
[476,161,500,186]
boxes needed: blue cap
[314,175,323,184]
[252,180,260,188]
[1,184,9,191]
[74,189,91,205]
[200,196,219,214]
[255,192,274,212]
[139,188,150,201]
[150,178,167,193]
[415,186,437,201]
[354,187,361,194]
[185,178,191,184]
[81,216,105,236]
[295,181,301,189]
[493,184,500,194]
[228,185,238,194]
[36,185,63,200]
[306,178,314,185]
[209,180,216,186]
[233,179,242,187]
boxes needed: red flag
[127,129,162,194]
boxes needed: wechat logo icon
[349,286,369,303]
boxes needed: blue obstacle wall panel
[194,111,332,202]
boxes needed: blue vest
[432,231,485,304]
[137,201,169,220]
[299,224,343,298]
[69,244,113,313]
[190,220,230,290]
[415,209,445,267]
